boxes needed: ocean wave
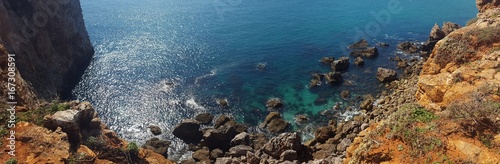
[194,68,217,85]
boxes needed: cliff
[0,0,94,100]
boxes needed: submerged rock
[325,72,343,84]
[340,90,351,100]
[397,41,420,53]
[376,68,398,83]
[377,42,390,47]
[216,98,229,107]
[320,57,335,64]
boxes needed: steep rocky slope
[0,0,94,100]
[345,1,500,163]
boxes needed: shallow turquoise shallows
[74,0,477,159]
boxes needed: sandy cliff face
[0,0,94,100]
[416,1,500,110]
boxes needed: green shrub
[127,142,139,154]
[5,158,17,164]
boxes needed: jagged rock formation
[416,1,500,110]
[477,0,500,12]
[0,0,94,100]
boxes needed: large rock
[14,122,70,163]
[46,102,95,144]
[231,132,250,146]
[354,57,364,66]
[0,0,95,99]
[442,22,461,36]
[260,133,302,159]
[397,41,419,53]
[320,57,335,64]
[376,68,398,82]
[148,125,162,135]
[348,39,369,49]
[142,138,171,158]
[195,113,214,124]
[325,72,343,84]
[192,147,210,163]
[349,47,379,58]
[476,0,500,13]
[429,23,446,41]
[228,145,254,157]
[261,112,290,133]
[314,126,336,143]
[172,119,202,144]
[331,57,350,71]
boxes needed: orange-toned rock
[476,0,500,13]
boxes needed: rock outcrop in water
[0,0,94,100]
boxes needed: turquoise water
[74,0,477,157]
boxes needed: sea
[73,0,477,160]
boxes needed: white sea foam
[194,68,217,85]
[185,98,205,110]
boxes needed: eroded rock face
[0,0,94,99]
[476,0,500,13]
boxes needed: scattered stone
[142,138,171,158]
[148,125,162,135]
[172,119,202,144]
[397,60,408,68]
[325,72,343,84]
[348,39,369,49]
[295,115,308,124]
[195,113,214,125]
[314,126,336,143]
[192,147,210,163]
[360,98,374,111]
[320,57,335,64]
[376,68,398,83]
[331,57,350,71]
[210,149,224,159]
[354,57,365,66]
[337,138,352,152]
[266,98,284,109]
[309,79,321,88]
[350,47,379,58]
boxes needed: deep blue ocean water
[74,0,477,159]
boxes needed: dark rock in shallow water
[314,97,328,106]
[325,72,343,84]
[266,98,284,109]
[353,57,364,66]
[195,113,214,124]
[172,119,202,144]
[142,138,170,158]
[376,68,398,83]
[295,115,308,124]
[216,98,229,107]
[349,39,369,49]
[330,57,350,71]
[397,41,420,53]
[377,42,390,47]
[148,125,162,135]
[320,57,335,64]
[350,47,379,58]
[340,90,351,100]
[309,79,321,88]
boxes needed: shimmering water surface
[74,0,477,159]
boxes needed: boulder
[262,112,290,133]
[429,23,446,41]
[314,126,336,143]
[295,115,308,124]
[376,68,398,82]
[320,57,335,64]
[336,138,352,152]
[266,98,284,109]
[348,39,369,49]
[230,132,250,146]
[442,22,461,35]
[148,125,162,135]
[200,128,227,149]
[142,138,171,158]
[214,115,231,128]
[397,41,419,53]
[325,72,343,84]
[280,150,298,161]
[360,98,374,111]
[192,147,210,163]
[260,133,302,159]
[228,145,254,157]
[216,98,229,107]
[210,149,224,159]
[47,102,96,144]
[349,47,379,58]
[331,57,350,71]
[249,133,269,150]
[195,113,214,124]
[172,119,202,144]
[354,57,364,66]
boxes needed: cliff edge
[0,0,94,100]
